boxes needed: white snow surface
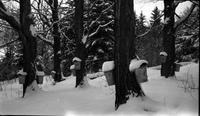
[0,62,199,116]
[102,61,114,72]
[129,59,148,72]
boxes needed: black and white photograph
[0,0,199,115]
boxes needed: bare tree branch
[37,34,54,46]
[31,0,51,27]
[0,6,21,32]
[58,0,64,8]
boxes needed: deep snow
[0,62,199,116]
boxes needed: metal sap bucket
[135,66,148,83]
[36,71,44,84]
[74,61,81,70]
[160,55,167,63]
[175,63,181,72]
[104,71,114,86]
[19,75,26,84]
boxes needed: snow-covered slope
[0,62,199,116]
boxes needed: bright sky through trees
[134,0,192,20]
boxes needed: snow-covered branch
[174,3,197,29]
[89,3,114,28]
[0,39,18,49]
[31,2,51,27]
[0,21,13,29]
[37,34,54,46]
[89,20,114,38]
[44,0,53,9]
[174,0,187,8]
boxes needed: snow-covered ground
[0,62,199,116]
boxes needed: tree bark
[114,0,144,110]
[114,0,128,109]
[52,0,62,82]
[161,0,176,78]
[20,0,37,97]
[74,0,87,88]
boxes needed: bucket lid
[129,59,148,72]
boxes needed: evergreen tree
[150,6,162,27]
[176,7,199,61]
[135,11,147,61]
[137,11,147,35]
[84,0,114,60]
[143,6,163,66]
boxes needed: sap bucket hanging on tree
[70,64,76,76]
[129,59,148,83]
[175,63,181,72]
[160,51,168,63]
[102,61,115,86]
[73,57,82,70]
[17,69,27,84]
[36,71,44,84]
[19,75,25,84]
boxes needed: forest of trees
[0,0,199,109]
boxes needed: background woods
[0,0,199,111]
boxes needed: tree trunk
[20,0,37,97]
[114,0,144,110]
[74,0,87,88]
[161,0,175,78]
[52,0,61,82]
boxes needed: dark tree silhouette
[20,0,38,97]
[161,0,198,77]
[74,0,87,88]
[0,0,39,97]
[161,0,176,78]
[150,6,162,27]
[52,0,62,82]
[114,0,144,110]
